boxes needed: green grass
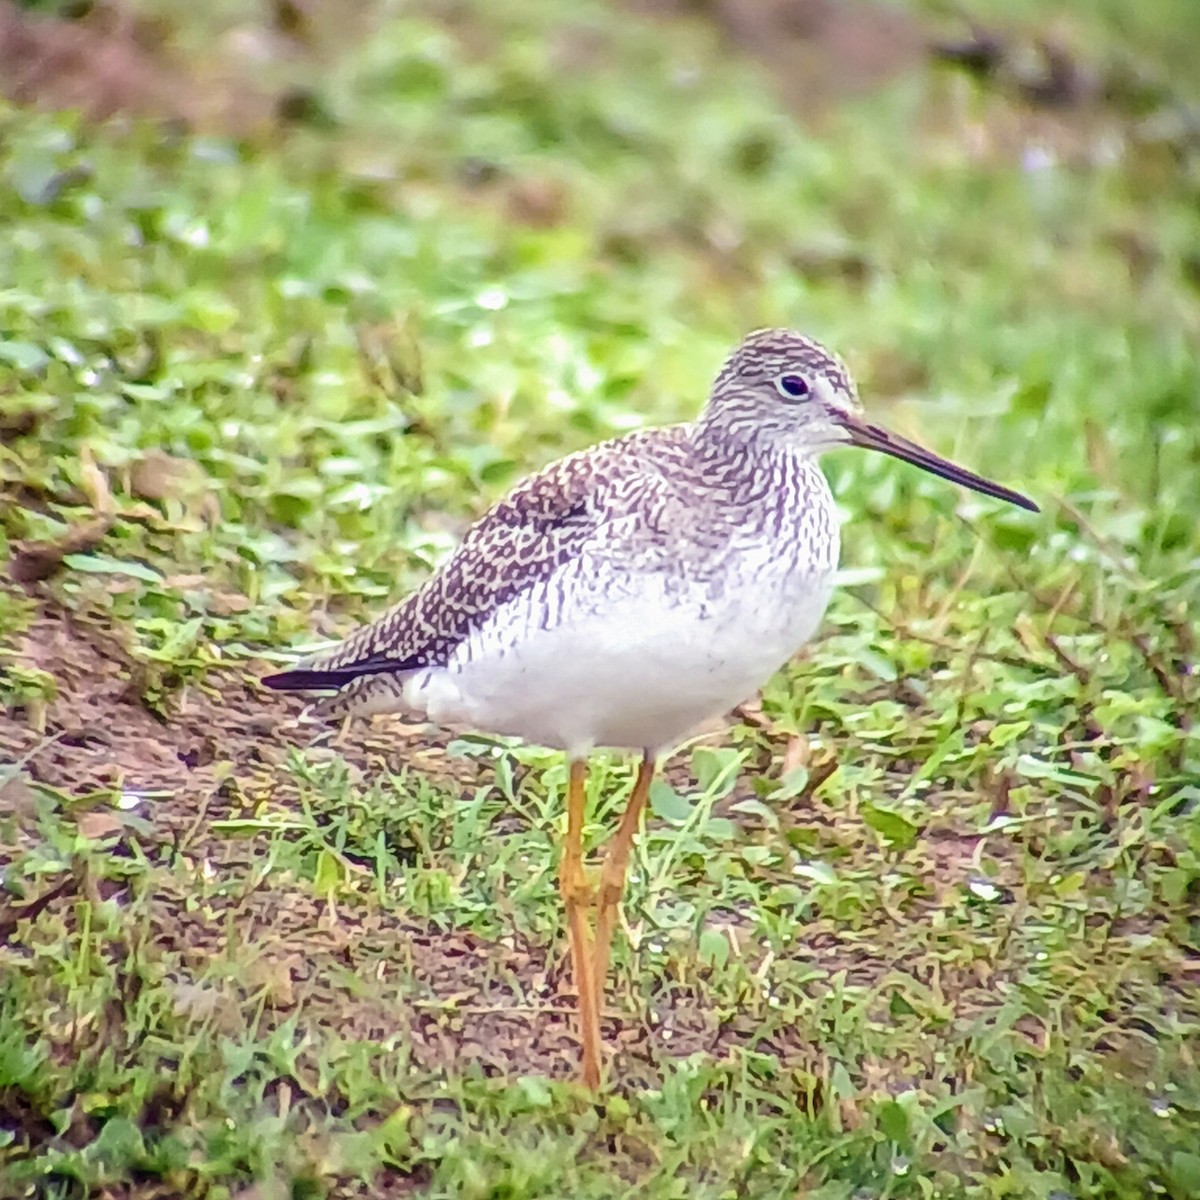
[2,0,1199,1196]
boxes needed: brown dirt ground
[628,0,925,109]
[0,0,255,127]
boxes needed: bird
[261,328,1037,1090]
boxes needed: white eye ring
[774,373,810,401]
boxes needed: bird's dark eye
[774,374,810,401]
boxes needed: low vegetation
[1,0,1198,1196]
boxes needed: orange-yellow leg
[591,753,655,1024]
[559,758,601,1090]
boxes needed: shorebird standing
[262,328,1036,1089]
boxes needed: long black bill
[840,415,1039,513]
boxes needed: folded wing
[260,428,688,700]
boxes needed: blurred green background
[1,1,1198,1197]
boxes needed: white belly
[403,564,836,755]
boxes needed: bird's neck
[691,417,818,472]
[688,421,833,511]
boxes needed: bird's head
[701,328,1037,512]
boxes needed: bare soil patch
[629,0,925,108]
[0,0,256,126]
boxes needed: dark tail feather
[262,667,359,691]
[262,654,423,693]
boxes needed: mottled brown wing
[261,428,685,692]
